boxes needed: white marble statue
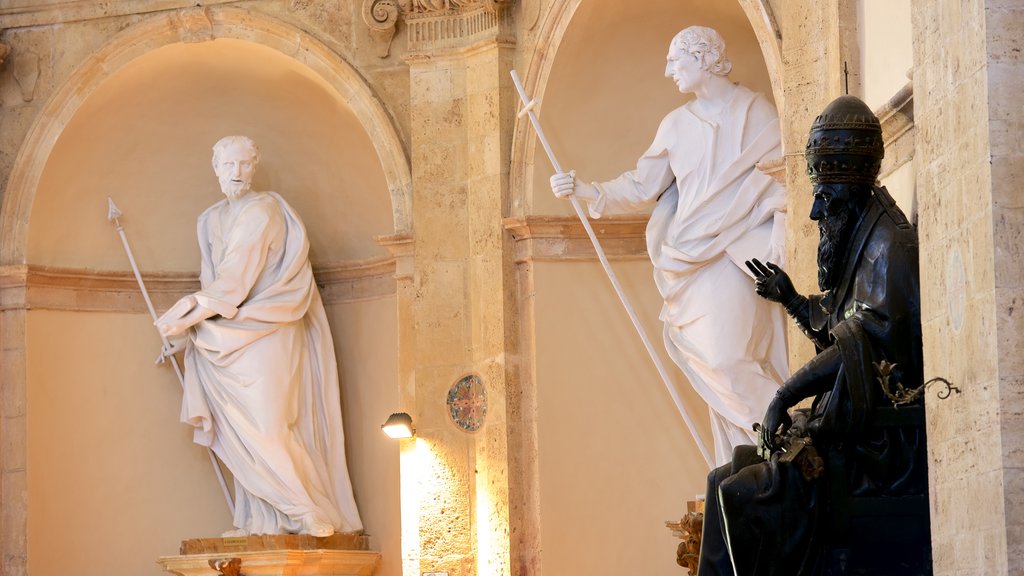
[156,136,362,537]
[550,26,790,466]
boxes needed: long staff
[107,197,235,514]
[511,70,713,469]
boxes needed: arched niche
[507,2,783,574]
[0,8,408,576]
[510,0,781,216]
[2,6,412,269]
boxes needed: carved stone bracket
[362,0,515,58]
[362,0,402,58]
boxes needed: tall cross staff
[107,197,235,514]
[511,70,713,469]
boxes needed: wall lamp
[381,412,415,439]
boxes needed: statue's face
[214,141,257,200]
[664,44,705,94]
[811,183,855,291]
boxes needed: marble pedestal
[157,533,380,576]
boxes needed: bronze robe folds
[699,187,927,576]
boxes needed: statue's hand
[745,258,798,306]
[758,394,793,454]
[550,170,599,201]
[155,294,198,337]
[155,335,187,364]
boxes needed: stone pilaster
[776,0,854,366]
[0,268,27,576]
[399,3,516,574]
[913,1,1024,574]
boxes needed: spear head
[107,197,122,225]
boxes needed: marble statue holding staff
[550,26,790,465]
[156,135,362,537]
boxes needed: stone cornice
[0,257,397,313]
[0,0,241,28]
[503,215,649,264]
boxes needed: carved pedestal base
[158,534,380,576]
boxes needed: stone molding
[0,0,240,28]
[876,81,914,181]
[0,257,398,313]
[503,215,649,264]
[363,0,515,57]
[375,233,414,280]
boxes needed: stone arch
[736,0,785,110]
[508,0,784,216]
[0,5,412,267]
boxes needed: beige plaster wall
[26,311,233,576]
[857,0,916,218]
[533,260,711,576]
[530,0,775,216]
[325,297,402,576]
[28,38,393,271]
[857,0,913,111]
[25,297,399,576]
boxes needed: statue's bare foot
[222,528,249,538]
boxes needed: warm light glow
[382,412,415,439]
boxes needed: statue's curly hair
[212,135,261,167]
[671,26,732,77]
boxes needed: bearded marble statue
[156,136,362,537]
[549,26,790,465]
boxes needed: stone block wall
[913,0,1024,574]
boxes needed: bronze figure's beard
[817,207,850,292]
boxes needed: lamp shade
[381,412,414,439]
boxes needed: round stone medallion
[447,374,487,433]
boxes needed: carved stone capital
[363,0,515,58]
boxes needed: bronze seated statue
[696,95,931,576]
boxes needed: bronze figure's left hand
[759,394,792,454]
[745,258,798,306]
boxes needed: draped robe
[585,85,790,464]
[181,191,362,534]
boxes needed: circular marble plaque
[447,374,487,433]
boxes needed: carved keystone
[173,7,214,43]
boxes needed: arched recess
[0,7,409,576]
[508,0,783,216]
[504,2,783,574]
[0,5,412,267]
